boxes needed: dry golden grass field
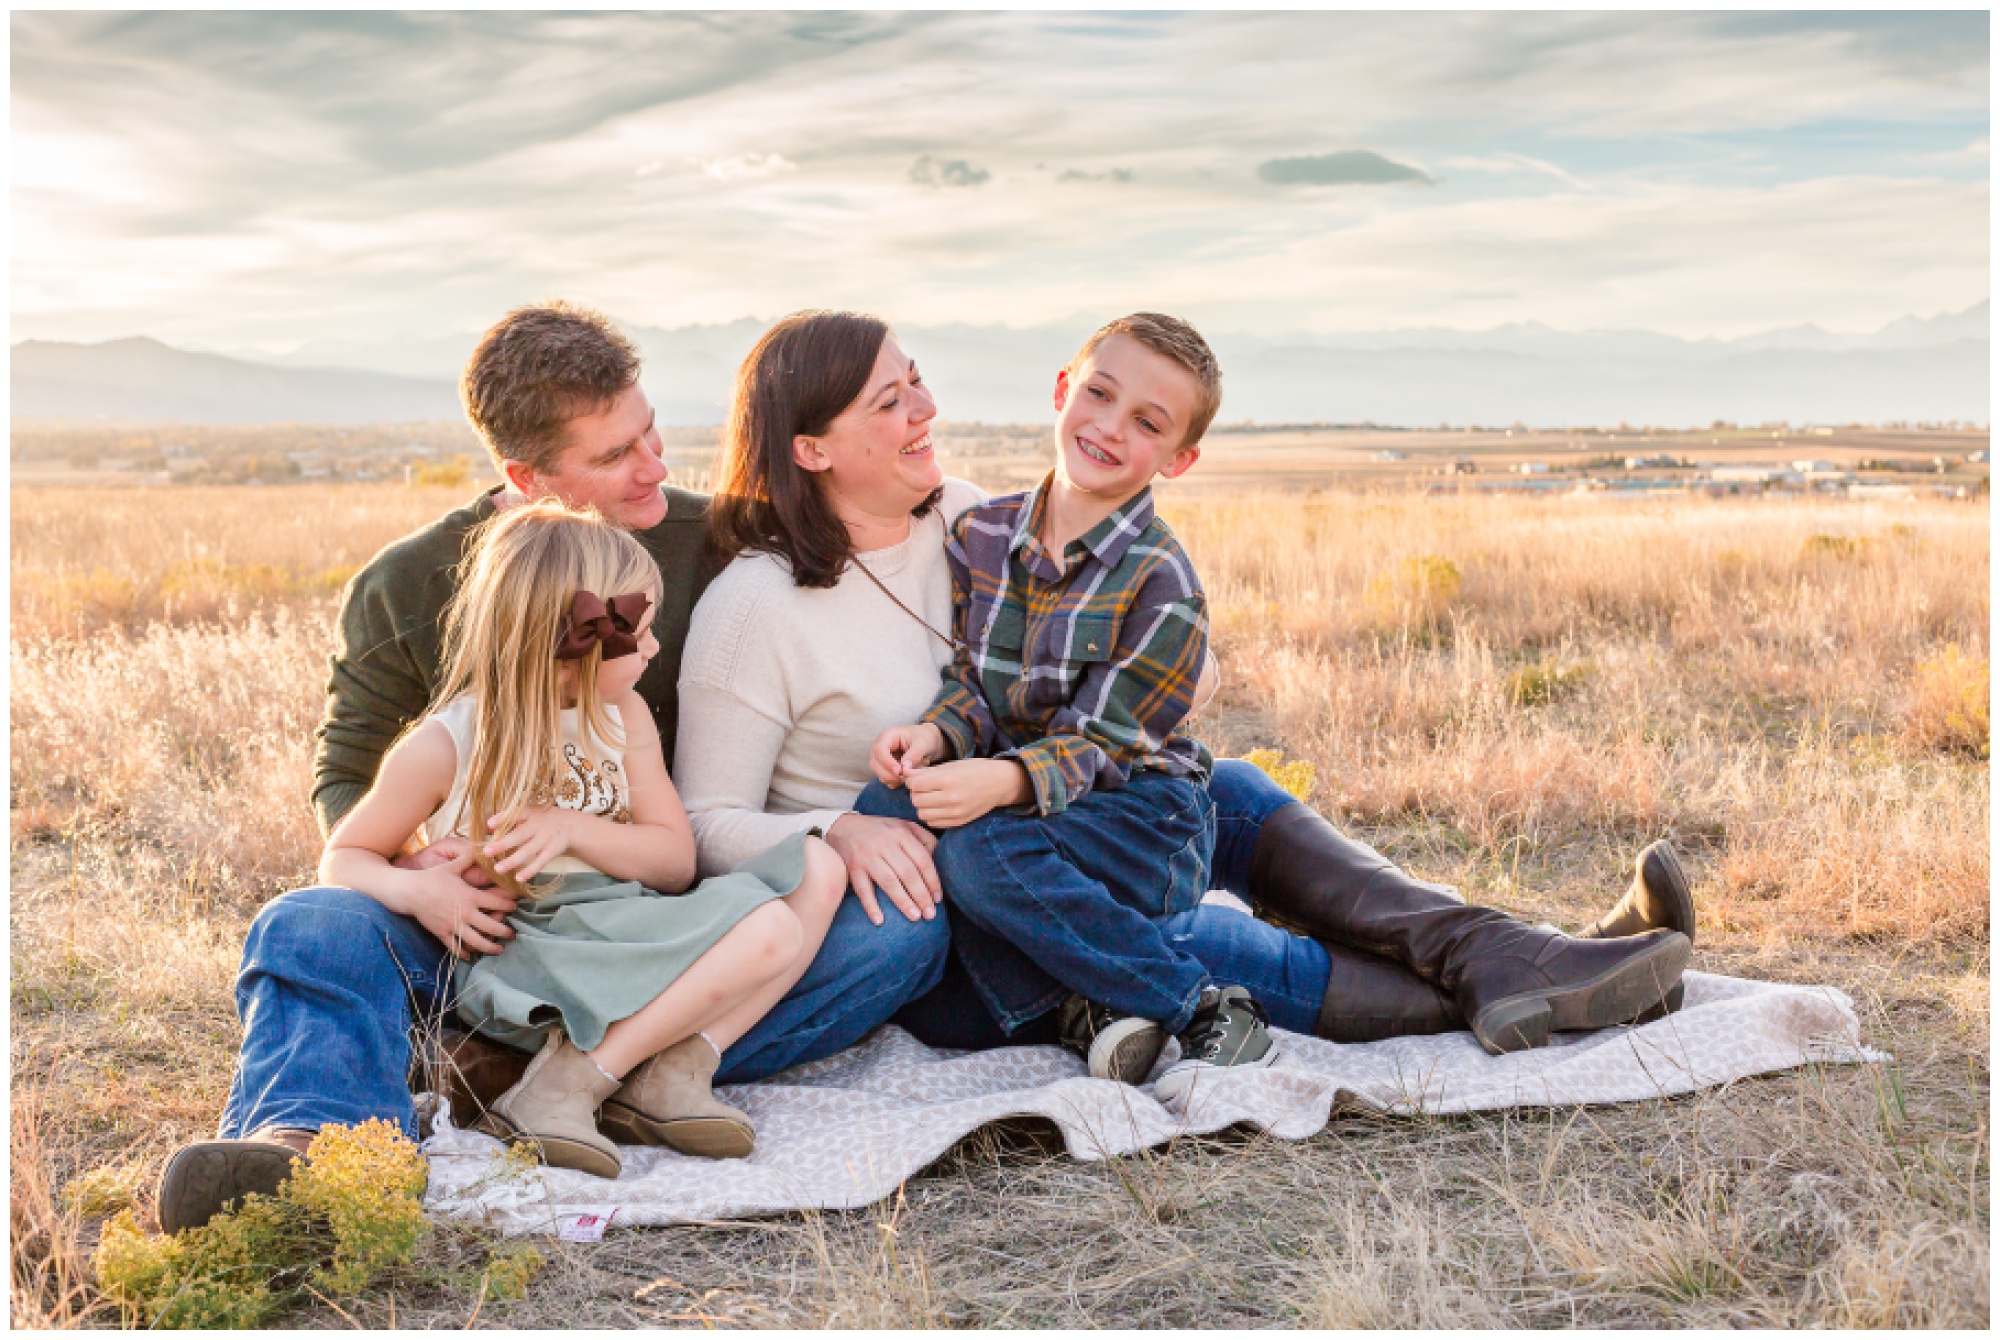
[10,479,1991,1328]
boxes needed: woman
[674,311,1694,1063]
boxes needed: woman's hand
[484,806,578,882]
[400,848,521,960]
[870,723,946,787]
[906,759,1031,829]
[393,835,494,888]
[822,813,942,925]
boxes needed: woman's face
[796,337,941,513]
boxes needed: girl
[322,499,846,1179]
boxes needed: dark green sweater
[310,485,720,834]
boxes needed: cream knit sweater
[674,479,988,876]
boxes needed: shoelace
[1186,995,1269,1058]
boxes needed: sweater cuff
[313,782,370,838]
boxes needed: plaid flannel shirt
[919,474,1213,816]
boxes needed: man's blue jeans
[219,882,950,1141]
[857,772,1220,1036]
[884,757,1334,1047]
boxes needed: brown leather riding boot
[1573,840,1696,1021]
[1249,802,1689,1054]
[1315,940,1460,1043]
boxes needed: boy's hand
[870,723,946,787]
[906,759,1031,829]
[401,849,520,960]
[483,806,578,882]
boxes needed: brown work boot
[598,1035,754,1159]
[1247,801,1688,1054]
[154,1127,313,1235]
[411,1024,533,1130]
[1575,840,1697,1022]
[474,1030,623,1178]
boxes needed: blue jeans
[886,756,1334,1046]
[219,882,950,1140]
[858,773,1217,1036]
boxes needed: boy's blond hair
[432,499,657,894]
[1069,313,1224,447]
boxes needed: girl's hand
[484,806,578,882]
[906,759,1032,829]
[870,723,946,786]
[403,849,521,960]
[822,813,942,925]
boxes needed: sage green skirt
[452,832,810,1053]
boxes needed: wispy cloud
[909,156,990,189]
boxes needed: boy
[869,313,1272,1102]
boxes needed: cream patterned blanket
[421,969,1882,1238]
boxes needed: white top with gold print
[424,696,631,877]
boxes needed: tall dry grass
[9,481,1989,1328]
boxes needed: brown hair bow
[555,591,648,661]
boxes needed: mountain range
[12,302,1987,427]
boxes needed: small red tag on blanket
[559,1211,616,1242]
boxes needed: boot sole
[599,1103,754,1159]
[156,1141,302,1235]
[1640,842,1698,944]
[1471,933,1691,1056]
[1086,1017,1167,1085]
[474,1111,622,1179]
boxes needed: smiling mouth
[899,434,934,457]
[1077,438,1119,467]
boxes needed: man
[156,303,955,1232]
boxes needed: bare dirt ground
[11,480,1989,1328]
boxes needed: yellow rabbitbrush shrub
[1901,644,1990,759]
[93,1121,429,1327]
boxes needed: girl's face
[559,589,659,704]
[796,337,942,516]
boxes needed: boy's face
[1051,334,1202,500]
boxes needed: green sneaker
[1153,986,1278,1104]
[1057,994,1166,1085]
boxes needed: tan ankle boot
[598,1035,754,1159]
[474,1030,623,1178]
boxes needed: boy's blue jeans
[885,756,1333,1047]
[859,770,1222,1036]
[219,882,950,1141]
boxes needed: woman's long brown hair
[708,310,938,589]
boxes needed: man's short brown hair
[460,302,641,472]
[1069,313,1223,447]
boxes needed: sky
[11,10,1991,353]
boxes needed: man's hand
[870,723,946,788]
[906,759,1032,829]
[394,836,495,888]
[483,806,578,882]
[399,849,521,960]
[822,814,942,925]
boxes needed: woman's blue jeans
[220,881,950,1141]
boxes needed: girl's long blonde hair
[432,499,657,893]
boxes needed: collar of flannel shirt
[1007,471,1158,582]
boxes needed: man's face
[508,384,670,530]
